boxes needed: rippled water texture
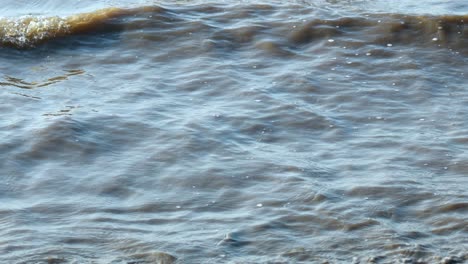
[0,1,467,263]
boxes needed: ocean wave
[0,5,466,49]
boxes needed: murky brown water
[1,1,467,263]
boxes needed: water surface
[0,0,467,263]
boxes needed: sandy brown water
[0,1,467,263]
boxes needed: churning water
[0,0,467,263]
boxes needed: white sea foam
[0,16,70,48]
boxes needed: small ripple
[0,69,84,89]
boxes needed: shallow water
[1,1,467,263]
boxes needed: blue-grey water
[0,0,467,263]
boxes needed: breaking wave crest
[0,16,70,48]
[0,7,160,48]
